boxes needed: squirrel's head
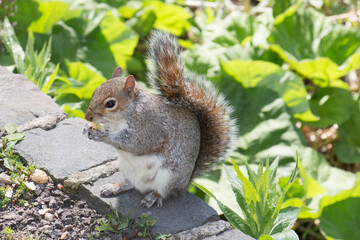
[85,66,137,127]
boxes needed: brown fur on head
[85,67,137,126]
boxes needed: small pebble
[24,181,36,191]
[54,220,63,229]
[44,212,54,222]
[0,172,11,184]
[38,208,51,215]
[31,169,48,184]
[54,229,63,236]
[61,231,70,240]
[49,197,57,208]
[75,200,86,208]
[64,224,73,232]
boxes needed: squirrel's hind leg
[140,191,163,208]
[100,180,134,196]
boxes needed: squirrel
[83,30,237,208]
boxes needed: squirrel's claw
[140,191,163,208]
[83,125,108,141]
[100,182,133,196]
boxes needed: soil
[0,181,141,240]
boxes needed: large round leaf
[334,98,360,163]
[320,197,360,240]
[220,60,316,121]
[308,87,355,127]
[269,6,360,81]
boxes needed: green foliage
[334,97,360,163]
[269,6,360,81]
[96,209,156,237]
[2,226,14,240]
[220,59,317,121]
[96,210,134,233]
[137,212,157,237]
[319,176,360,239]
[195,157,299,239]
[1,17,59,93]
[0,124,36,208]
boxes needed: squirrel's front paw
[100,181,133,196]
[83,125,108,141]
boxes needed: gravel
[0,182,142,239]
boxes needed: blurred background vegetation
[1,0,360,239]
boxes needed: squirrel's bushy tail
[147,30,237,176]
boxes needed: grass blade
[42,63,59,94]
[2,17,25,74]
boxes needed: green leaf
[24,31,53,89]
[269,6,360,81]
[146,1,191,36]
[1,17,25,74]
[269,157,279,189]
[5,133,25,142]
[280,178,306,201]
[193,182,254,237]
[231,159,260,204]
[84,10,139,77]
[48,21,81,68]
[3,157,15,171]
[296,147,358,219]
[223,164,257,234]
[334,97,360,163]
[183,11,278,79]
[222,84,305,164]
[320,197,360,240]
[28,1,69,34]
[307,87,355,127]
[319,176,360,211]
[298,158,326,199]
[55,62,106,100]
[270,230,299,240]
[259,235,274,240]
[271,207,300,234]
[63,0,108,37]
[127,6,157,38]
[220,60,317,121]
[62,105,85,119]
[4,123,17,134]
[41,63,60,94]
[273,0,302,25]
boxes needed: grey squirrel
[83,31,237,208]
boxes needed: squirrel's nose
[85,111,93,122]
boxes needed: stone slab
[15,118,119,181]
[0,67,65,128]
[64,160,121,192]
[79,171,219,235]
[171,220,233,240]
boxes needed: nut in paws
[83,125,108,140]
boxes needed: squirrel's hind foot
[140,191,163,208]
[100,181,133,196]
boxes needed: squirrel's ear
[112,66,122,78]
[124,75,136,100]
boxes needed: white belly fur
[116,150,171,196]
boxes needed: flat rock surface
[203,229,255,240]
[79,171,219,235]
[0,66,65,128]
[15,118,119,181]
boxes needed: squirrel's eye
[105,100,116,109]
